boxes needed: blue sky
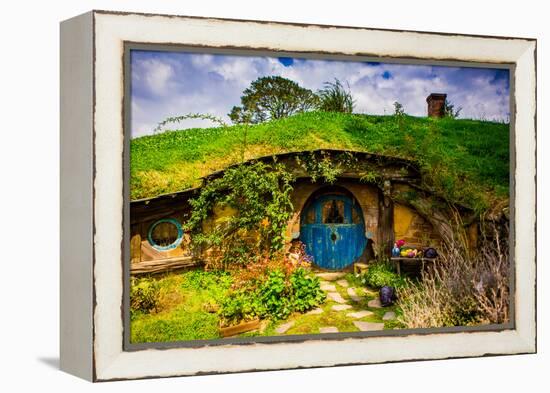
[131,50,510,138]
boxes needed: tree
[444,99,462,119]
[393,101,405,117]
[317,78,355,113]
[229,76,318,124]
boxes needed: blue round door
[300,193,367,270]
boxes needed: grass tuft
[131,112,509,211]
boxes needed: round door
[300,193,366,270]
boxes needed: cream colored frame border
[91,11,535,381]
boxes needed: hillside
[130,111,509,211]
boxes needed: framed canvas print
[60,10,537,381]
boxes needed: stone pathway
[275,321,295,334]
[320,283,337,291]
[315,272,346,281]
[353,321,385,331]
[367,298,383,308]
[331,304,352,311]
[347,310,373,319]
[336,279,349,287]
[306,307,324,315]
[265,274,397,337]
[383,311,396,321]
[319,326,339,333]
[327,292,347,304]
[347,287,363,302]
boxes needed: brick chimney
[426,93,447,118]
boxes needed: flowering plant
[288,240,313,268]
[396,239,406,248]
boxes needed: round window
[147,218,184,251]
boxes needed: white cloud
[141,59,174,96]
[130,51,510,138]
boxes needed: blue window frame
[147,218,184,251]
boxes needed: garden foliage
[218,267,325,326]
[184,161,295,269]
[397,226,510,328]
[360,261,407,289]
[130,276,161,314]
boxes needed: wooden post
[130,231,141,264]
[378,180,394,258]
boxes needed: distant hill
[130,111,509,211]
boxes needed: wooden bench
[390,257,437,275]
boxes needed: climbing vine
[294,151,347,183]
[153,113,228,134]
[184,161,295,269]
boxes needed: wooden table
[390,257,437,275]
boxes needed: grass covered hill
[130,111,509,211]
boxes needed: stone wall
[393,203,441,247]
[129,181,444,267]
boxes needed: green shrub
[218,268,325,325]
[361,261,406,289]
[257,270,293,320]
[218,289,264,326]
[130,277,161,314]
[290,268,326,312]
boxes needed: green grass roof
[130,111,509,211]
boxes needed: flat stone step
[367,298,383,308]
[275,321,295,334]
[315,272,346,281]
[306,307,324,315]
[327,292,347,304]
[319,326,339,333]
[320,283,337,291]
[336,279,349,287]
[347,287,363,302]
[331,304,352,311]
[347,310,374,319]
[382,311,396,321]
[353,321,385,331]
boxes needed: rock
[353,321,385,331]
[336,279,349,287]
[383,311,396,321]
[331,304,352,311]
[327,292,347,304]
[367,298,383,308]
[347,287,363,302]
[347,310,374,319]
[306,307,324,315]
[320,283,337,291]
[319,326,339,333]
[275,321,295,334]
[315,272,346,281]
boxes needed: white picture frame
[60,10,536,382]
